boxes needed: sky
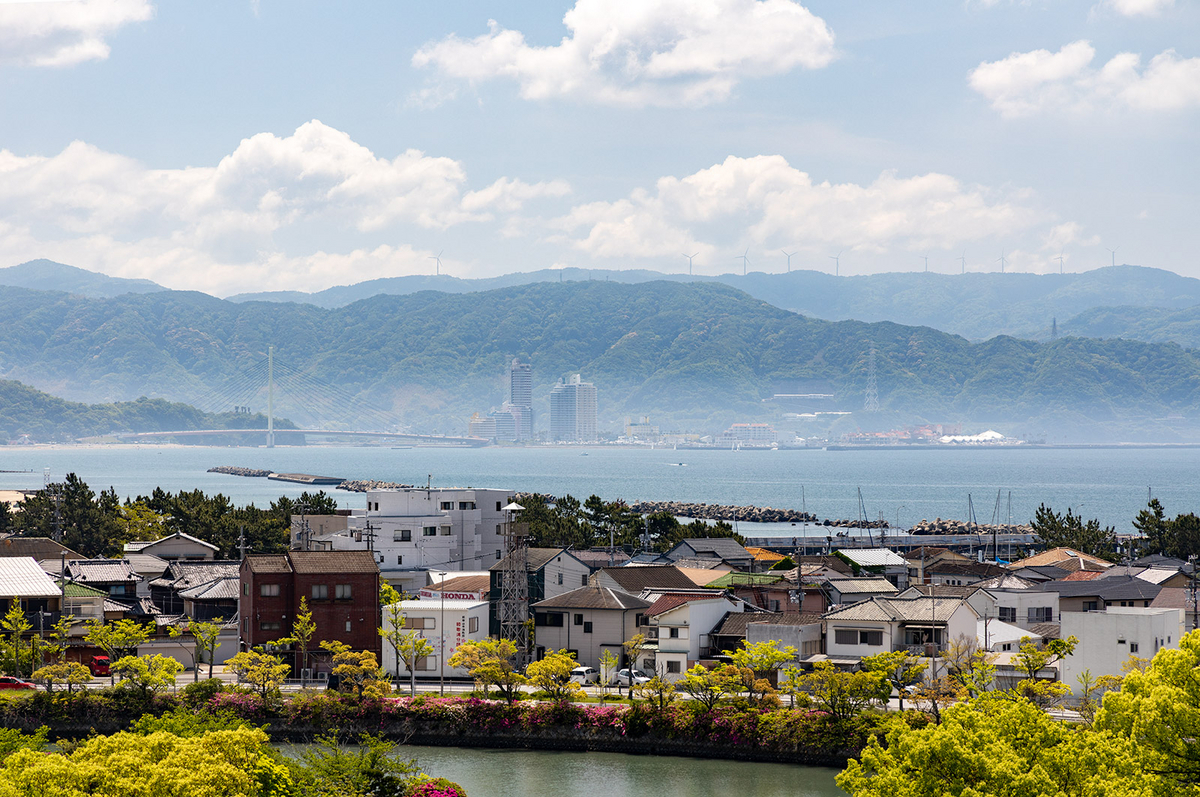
[0,0,1197,296]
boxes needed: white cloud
[970,40,1200,117]
[550,155,1041,262]
[0,120,568,294]
[412,0,836,107]
[1099,0,1175,17]
[0,0,153,67]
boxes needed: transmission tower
[864,345,880,412]
[498,502,531,668]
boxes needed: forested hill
[227,264,1200,342]
[2,280,1200,436]
[0,380,286,442]
[0,260,166,298]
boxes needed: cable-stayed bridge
[116,347,486,448]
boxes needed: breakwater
[207,466,271,477]
[909,518,1033,535]
[337,479,415,492]
[629,500,817,524]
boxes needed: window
[770,600,780,612]
[378,554,384,563]
[1001,643,1012,651]
[423,526,437,537]
[312,585,329,600]
[860,630,883,646]
[440,526,452,536]
[496,501,502,511]
[635,614,645,627]
[406,617,433,630]
[397,555,403,565]
[581,574,588,587]
[574,613,584,626]
[260,621,281,631]
[1028,607,1053,623]
[998,606,1016,623]
[416,656,436,671]
[459,501,475,510]
[1083,601,1099,612]
[666,661,681,674]
[109,585,126,596]
[668,627,680,638]
[441,502,453,510]
[336,584,352,600]
[557,572,564,585]
[1130,642,1139,653]
[469,616,479,634]
[534,612,564,627]
[496,550,502,560]
[243,582,250,596]
[583,621,593,634]
[394,530,411,542]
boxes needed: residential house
[926,560,1006,586]
[382,598,490,680]
[125,532,219,561]
[744,547,789,570]
[239,551,381,673]
[487,547,592,636]
[742,612,824,658]
[837,549,909,588]
[1060,607,1185,694]
[663,539,755,572]
[58,580,106,631]
[1008,547,1112,573]
[1041,576,1162,614]
[904,547,972,586]
[0,537,82,562]
[797,555,853,580]
[703,571,799,613]
[1150,588,1196,632]
[123,553,171,597]
[644,590,745,679]
[1008,565,1071,583]
[569,549,633,572]
[0,557,62,620]
[826,577,899,605]
[150,561,241,616]
[531,583,650,669]
[977,617,1042,653]
[590,565,698,595]
[1094,565,1191,589]
[822,596,979,661]
[56,559,140,599]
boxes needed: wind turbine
[782,250,796,273]
[428,249,444,276]
[920,253,929,273]
[683,252,698,275]
[958,251,966,274]
[1055,248,1065,274]
[997,249,1007,274]
[735,248,750,276]
[1106,246,1119,268]
[829,250,842,276]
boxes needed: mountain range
[2,278,1200,440]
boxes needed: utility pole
[238,524,248,561]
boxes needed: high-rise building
[508,358,533,440]
[549,374,598,442]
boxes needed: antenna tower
[498,502,531,668]
[863,345,880,412]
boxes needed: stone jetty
[909,518,1033,535]
[337,479,414,492]
[629,500,818,524]
[208,466,271,478]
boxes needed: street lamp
[433,570,447,696]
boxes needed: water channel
[399,745,846,797]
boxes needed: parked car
[569,666,599,685]
[0,676,35,690]
[612,668,650,686]
[86,655,111,676]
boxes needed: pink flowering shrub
[406,776,467,796]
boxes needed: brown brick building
[240,551,381,672]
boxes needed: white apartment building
[382,598,491,680]
[301,487,515,595]
[1060,607,1185,694]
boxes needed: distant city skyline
[0,1,1195,295]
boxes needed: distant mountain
[0,260,166,298]
[1063,305,1200,350]
[225,265,1200,342]
[0,379,289,442]
[3,280,1200,440]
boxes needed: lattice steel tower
[499,502,531,667]
[864,344,880,412]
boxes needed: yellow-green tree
[621,632,649,697]
[395,630,434,697]
[0,599,31,677]
[726,639,795,702]
[448,638,526,703]
[598,649,620,703]
[288,598,316,687]
[941,634,997,698]
[227,649,290,700]
[838,693,1154,797]
[83,619,151,685]
[1011,634,1077,708]
[111,654,183,697]
[526,650,582,702]
[172,617,224,682]
[117,501,168,546]
[795,661,888,722]
[378,583,409,680]
[679,663,743,710]
[862,650,928,711]
[30,662,92,694]
[321,641,390,699]
[633,675,677,711]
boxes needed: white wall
[540,553,592,600]
[381,599,490,681]
[1060,607,1184,694]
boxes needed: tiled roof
[0,537,83,560]
[425,575,491,595]
[570,550,632,568]
[704,571,786,589]
[0,557,62,598]
[534,583,651,611]
[1062,570,1105,581]
[825,596,969,623]
[245,555,292,574]
[178,577,239,602]
[125,532,219,553]
[1041,576,1162,602]
[745,547,787,562]
[62,559,139,584]
[712,611,821,637]
[153,561,241,590]
[902,584,982,598]
[928,561,1006,578]
[646,591,726,617]
[1149,587,1188,610]
[490,547,570,573]
[124,553,171,576]
[287,551,380,574]
[671,557,731,571]
[105,596,161,616]
[1029,622,1060,640]
[1009,547,1113,570]
[828,577,898,594]
[838,549,907,568]
[974,574,1038,590]
[598,565,698,594]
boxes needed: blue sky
[0,0,1196,295]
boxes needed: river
[1,443,1196,533]
[400,745,846,797]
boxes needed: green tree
[227,649,290,700]
[941,634,997,698]
[1029,503,1119,561]
[726,639,796,701]
[526,650,583,702]
[30,662,92,694]
[679,663,743,710]
[598,649,620,703]
[621,632,649,697]
[0,599,31,677]
[633,675,678,711]
[1133,497,1170,557]
[117,500,168,547]
[187,618,225,682]
[321,641,390,699]
[447,638,526,703]
[862,650,928,711]
[796,660,888,722]
[377,584,411,685]
[288,597,317,687]
[84,618,151,685]
[111,654,183,697]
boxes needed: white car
[612,668,651,686]
[569,666,599,685]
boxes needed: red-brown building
[240,551,381,672]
